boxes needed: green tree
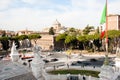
[56,27,82,50]
[0,37,9,51]
[96,26,100,34]
[18,35,29,48]
[18,35,28,40]
[49,27,55,35]
[108,30,120,39]
[10,36,20,48]
[108,30,120,52]
[56,33,67,50]
[69,27,76,32]
[2,31,6,37]
[77,35,87,50]
[28,33,41,44]
[65,34,77,49]
[56,33,67,41]
[83,25,94,35]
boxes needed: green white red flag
[100,3,107,39]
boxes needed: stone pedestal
[115,47,120,73]
[11,54,20,62]
[99,65,115,80]
[31,45,45,80]
[115,58,120,68]
[10,42,19,62]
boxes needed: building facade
[32,32,54,51]
[34,20,67,51]
[108,14,120,30]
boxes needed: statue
[116,47,120,58]
[33,44,42,54]
[10,42,20,62]
[31,44,45,80]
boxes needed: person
[83,76,86,80]
[53,65,56,70]
[67,64,69,68]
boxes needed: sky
[0,0,120,31]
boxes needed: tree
[107,30,120,53]
[93,39,102,51]
[108,30,120,39]
[18,35,28,40]
[69,27,76,32]
[65,34,77,49]
[56,27,82,50]
[49,27,55,35]
[77,35,87,50]
[2,31,6,37]
[10,36,20,49]
[83,25,94,35]
[56,33,67,50]
[17,35,29,48]
[28,33,41,44]
[96,26,100,34]
[0,37,9,51]
[56,33,67,41]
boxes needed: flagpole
[104,0,109,65]
[106,0,108,53]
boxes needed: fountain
[10,42,20,62]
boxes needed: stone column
[115,47,120,69]
[10,42,19,62]
[31,44,45,80]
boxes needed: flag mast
[106,0,108,53]
[104,0,109,65]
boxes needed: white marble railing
[45,74,99,80]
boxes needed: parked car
[51,58,58,62]
[43,59,49,63]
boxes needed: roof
[108,14,120,17]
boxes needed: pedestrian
[83,76,86,80]
[67,64,69,68]
[53,65,56,70]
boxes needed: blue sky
[0,0,120,31]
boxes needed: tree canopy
[49,27,55,35]
[83,25,94,35]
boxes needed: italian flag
[100,4,106,39]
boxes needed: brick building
[108,14,120,30]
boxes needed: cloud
[21,0,49,5]
[21,0,38,4]
[21,0,54,7]
[58,0,103,28]
[0,0,120,31]
[0,7,60,31]
[0,0,13,10]
[108,0,120,14]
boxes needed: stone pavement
[0,52,116,80]
[0,60,36,80]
